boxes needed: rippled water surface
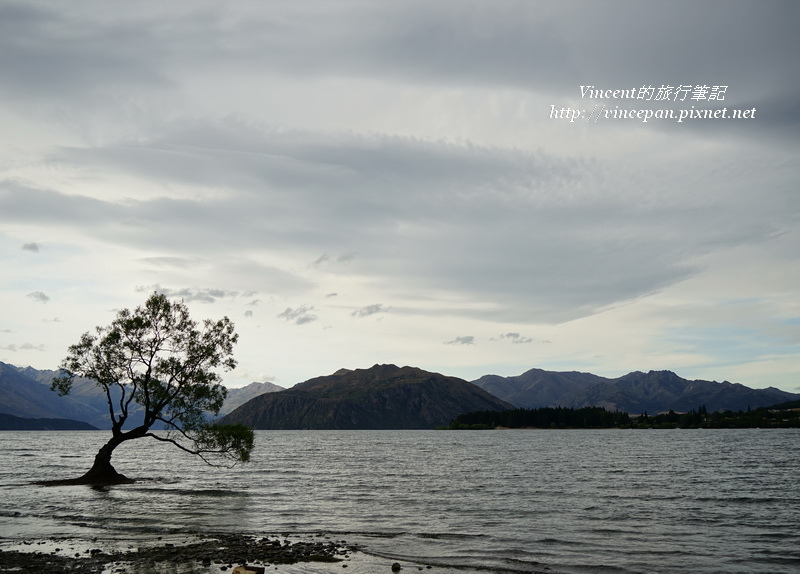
[1,429,799,573]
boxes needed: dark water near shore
[1,429,799,573]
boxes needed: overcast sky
[1,0,798,392]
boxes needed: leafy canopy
[53,292,254,466]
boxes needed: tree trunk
[38,433,135,486]
[76,435,134,485]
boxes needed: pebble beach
[0,533,473,574]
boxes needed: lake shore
[0,533,480,574]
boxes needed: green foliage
[53,292,254,468]
[196,424,255,464]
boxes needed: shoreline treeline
[444,402,800,430]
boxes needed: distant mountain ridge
[0,361,283,429]
[2,360,797,428]
[219,381,286,415]
[471,369,608,408]
[471,368,800,414]
[0,362,111,429]
[220,364,513,429]
[0,412,98,431]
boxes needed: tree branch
[143,432,241,468]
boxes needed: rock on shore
[0,533,358,573]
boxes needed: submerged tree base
[36,468,135,487]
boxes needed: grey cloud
[352,304,388,318]
[312,254,331,267]
[0,180,312,296]
[1,181,117,228]
[1,2,557,102]
[4,114,795,324]
[136,285,238,303]
[137,3,800,98]
[349,1,798,143]
[26,291,50,303]
[2,1,795,144]
[312,253,357,267]
[2,342,45,352]
[140,256,203,268]
[326,293,338,298]
[215,260,313,297]
[278,305,317,325]
[22,242,40,252]
[0,2,168,100]
[445,336,474,346]
[19,342,45,351]
[42,120,587,244]
[244,310,254,318]
[499,332,533,344]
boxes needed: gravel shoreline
[0,533,419,574]
[0,533,556,573]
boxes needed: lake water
[1,429,798,573]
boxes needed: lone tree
[50,292,255,485]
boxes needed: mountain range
[0,412,97,431]
[217,381,286,415]
[0,362,111,429]
[219,364,512,429]
[1,360,798,430]
[471,368,799,414]
[0,361,283,430]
